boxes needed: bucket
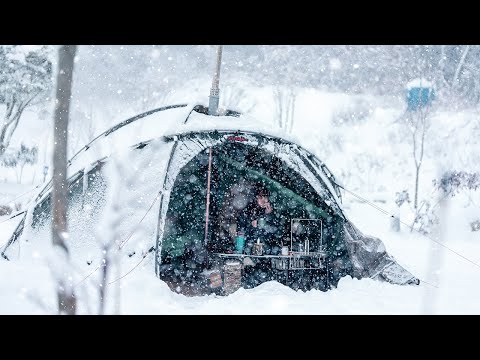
[223,260,242,295]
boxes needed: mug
[235,233,246,253]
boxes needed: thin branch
[5,99,15,120]
[452,45,470,90]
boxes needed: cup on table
[235,232,246,253]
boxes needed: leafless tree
[87,138,165,314]
[404,103,432,210]
[220,84,256,114]
[52,45,77,315]
[0,46,53,156]
[0,95,38,156]
[273,86,297,133]
[258,45,310,133]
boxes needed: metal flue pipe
[208,45,223,116]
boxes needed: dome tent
[2,103,419,296]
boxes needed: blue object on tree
[405,79,435,112]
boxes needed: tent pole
[203,147,213,266]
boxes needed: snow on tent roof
[66,104,192,177]
[66,103,305,178]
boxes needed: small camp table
[213,252,327,269]
[212,251,327,293]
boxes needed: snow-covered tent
[1,104,419,295]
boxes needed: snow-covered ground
[1,196,478,315]
[1,87,479,314]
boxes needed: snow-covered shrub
[433,171,480,195]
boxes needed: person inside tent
[237,182,284,255]
[209,180,255,253]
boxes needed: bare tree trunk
[0,125,9,155]
[31,167,37,185]
[52,45,77,315]
[281,90,287,129]
[411,121,419,209]
[414,165,420,209]
[19,164,24,184]
[452,45,470,90]
[288,91,297,134]
[0,101,16,155]
[0,109,21,156]
[273,87,283,129]
[274,86,297,132]
[285,91,292,132]
[411,106,429,210]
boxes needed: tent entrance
[157,140,340,295]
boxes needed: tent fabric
[343,222,418,285]
[1,103,420,292]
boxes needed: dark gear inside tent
[158,138,350,294]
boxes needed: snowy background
[0,45,479,314]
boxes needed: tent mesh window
[30,163,107,228]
